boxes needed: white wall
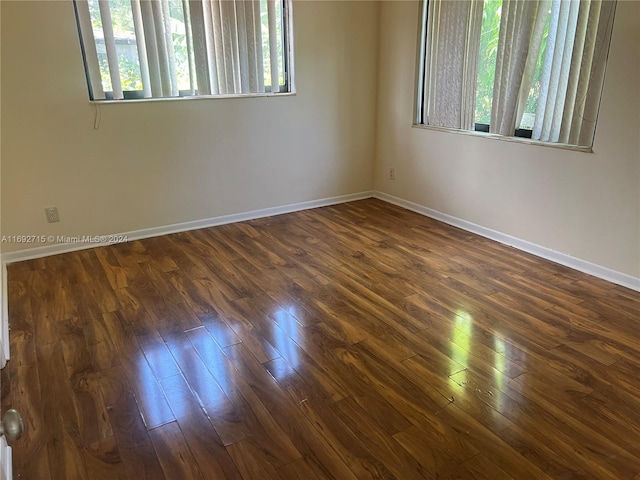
[374,0,640,279]
[0,1,379,252]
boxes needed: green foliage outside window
[89,0,285,94]
[474,0,550,129]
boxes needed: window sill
[411,123,593,153]
[89,90,297,105]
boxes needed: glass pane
[87,0,110,91]
[260,0,271,87]
[474,0,502,125]
[276,0,284,86]
[83,0,289,98]
[167,0,193,92]
[260,0,286,88]
[518,12,551,130]
[88,0,142,92]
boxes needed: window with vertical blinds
[74,0,293,101]
[416,0,616,148]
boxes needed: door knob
[0,409,24,442]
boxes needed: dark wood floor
[3,199,640,479]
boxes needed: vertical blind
[74,0,291,100]
[420,0,616,147]
[422,0,484,130]
[532,0,615,145]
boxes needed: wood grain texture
[4,199,640,479]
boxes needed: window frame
[73,0,296,103]
[413,0,615,152]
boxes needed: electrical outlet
[45,207,60,223]
[389,168,395,180]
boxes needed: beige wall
[0,1,378,252]
[2,0,638,281]
[374,0,640,278]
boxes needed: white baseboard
[374,191,640,292]
[2,189,638,294]
[1,191,374,265]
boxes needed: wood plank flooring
[3,198,640,479]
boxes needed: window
[416,0,616,147]
[74,0,293,101]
